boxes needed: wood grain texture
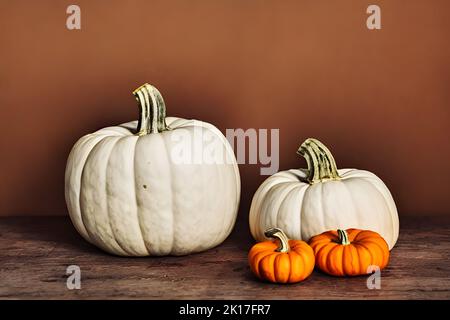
[0,216,449,299]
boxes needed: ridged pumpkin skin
[309,229,390,276]
[249,228,315,283]
[65,84,240,256]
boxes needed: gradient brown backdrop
[0,0,449,219]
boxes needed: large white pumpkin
[249,138,399,249]
[65,84,240,256]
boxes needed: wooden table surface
[0,216,449,299]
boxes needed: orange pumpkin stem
[337,229,350,245]
[264,228,290,253]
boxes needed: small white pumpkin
[249,138,399,249]
[65,84,240,256]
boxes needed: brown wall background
[0,0,449,219]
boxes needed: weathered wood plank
[0,216,449,299]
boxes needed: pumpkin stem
[337,229,350,245]
[264,228,290,253]
[297,138,340,184]
[133,83,168,135]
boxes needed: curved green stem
[297,138,340,184]
[133,83,168,135]
[264,228,290,253]
[338,229,350,245]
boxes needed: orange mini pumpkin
[248,227,315,283]
[309,228,390,276]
